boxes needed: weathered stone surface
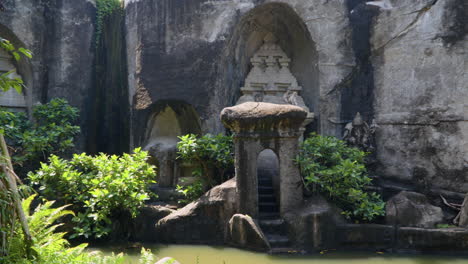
[221,102,307,134]
[155,257,181,264]
[397,227,468,253]
[386,191,444,228]
[130,205,175,241]
[455,194,468,227]
[0,0,96,152]
[336,224,394,251]
[227,214,270,251]
[284,195,344,251]
[125,0,353,148]
[154,178,237,244]
[371,0,468,193]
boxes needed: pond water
[95,244,468,264]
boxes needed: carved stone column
[221,102,306,219]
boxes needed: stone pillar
[234,138,260,218]
[278,137,303,215]
[221,102,306,219]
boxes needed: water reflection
[94,244,467,264]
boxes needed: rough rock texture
[221,102,307,133]
[124,0,467,197]
[456,194,468,227]
[397,227,468,253]
[227,214,270,251]
[154,178,237,244]
[124,0,354,148]
[284,195,344,251]
[371,0,468,193]
[129,205,175,241]
[386,191,444,228]
[0,0,96,152]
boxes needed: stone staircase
[257,171,294,254]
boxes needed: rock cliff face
[1,0,466,194]
[0,0,96,151]
[370,0,468,193]
[125,0,467,194]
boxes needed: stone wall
[125,0,467,194]
[2,0,466,194]
[0,0,96,151]
[371,0,468,193]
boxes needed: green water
[98,244,468,264]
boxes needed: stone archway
[257,149,280,218]
[143,100,201,187]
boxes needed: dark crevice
[87,6,130,155]
[340,0,379,124]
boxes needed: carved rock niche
[236,33,314,128]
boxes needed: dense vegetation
[28,148,156,239]
[296,133,385,221]
[3,195,156,264]
[176,133,234,203]
[0,98,80,169]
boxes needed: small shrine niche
[0,47,27,110]
[236,33,314,128]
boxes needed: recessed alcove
[257,149,280,217]
[0,24,33,112]
[224,3,319,121]
[143,100,201,187]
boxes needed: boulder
[386,191,443,228]
[130,205,175,241]
[155,178,237,244]
[284,195,344,250]
[228,214,270,251]
[155,257,181,264]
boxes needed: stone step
[259,194,276,203]
[259,219,287,234]
[258,178,273,185]
[259,202,279,213]
[258,186,274,195]
[259,212,280,219]
[266,234,290,248]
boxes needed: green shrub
[296,133,384,221]
[4,195,127,264]
[28,148,156,239]
[0,98,80,168]
[177,133,234,186]
[176,177,205,205]
[4,195,159,264]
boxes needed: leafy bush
[28,148,156,239]
[177,133,234,186]
[0,38,32,94]
[0,98,80,167]
[4,195,158,264]
[296,133,384,221]
[4,195,126,264]
[176,178,205,205]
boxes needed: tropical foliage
[0,98,80,168]
[3,195,157,264]
[28,148,156,239]
[296,133,385,221]
[177,133,234,185]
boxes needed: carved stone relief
[236,33,314,127]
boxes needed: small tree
[0,38,33,257]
